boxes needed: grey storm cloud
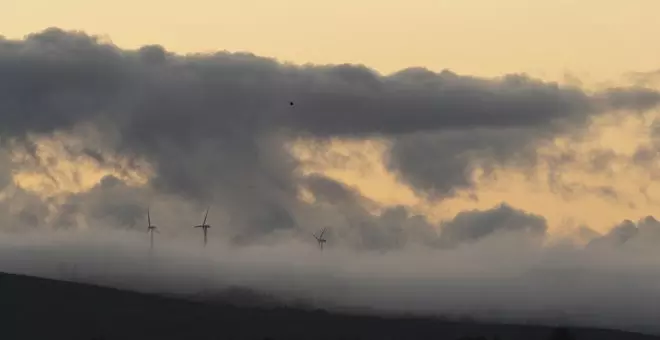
[0,169,549,251]
[438,203,547,247]
[587,216,660,249]
[384,128,542,198]
[301,175,546,250]
[1,27,660,236]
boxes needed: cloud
[2,27,660,213]
[438,203,547,247]
[300,175,545,250]
[0,149,15,191]
[587,216,660,249]
[384,128,541,198]
[627,69,660,87]
[64,175,149,229]
[0,167,547,253]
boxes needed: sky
[2,0,660,332]
[1,0,660,235]
[4,0,660,81]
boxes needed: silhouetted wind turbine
[193,207,211,246]
[147,208,159,250]
[312,227,327,250]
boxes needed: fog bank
[1,228,659,334]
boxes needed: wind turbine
[312,227,327,250]
[193,207,211,246]
[147,208,159,250]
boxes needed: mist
[2,226,660,335]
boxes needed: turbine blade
[148,208,151,227]
[202,207,209,226]
[319,227,326,238]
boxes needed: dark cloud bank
[1,28,660,334]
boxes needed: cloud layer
[2,226,660,335]
[2,28,660,235]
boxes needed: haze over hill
[3,225,660,335]
[5,272,660,340]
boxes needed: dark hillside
[0,272,657,340]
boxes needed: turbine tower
[312,227,327,251]
[193,207,211,247]
[147,208,159,250]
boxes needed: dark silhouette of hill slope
[0,272,657,340]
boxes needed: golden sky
[4,0,660,80]
[3,0,660,235]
